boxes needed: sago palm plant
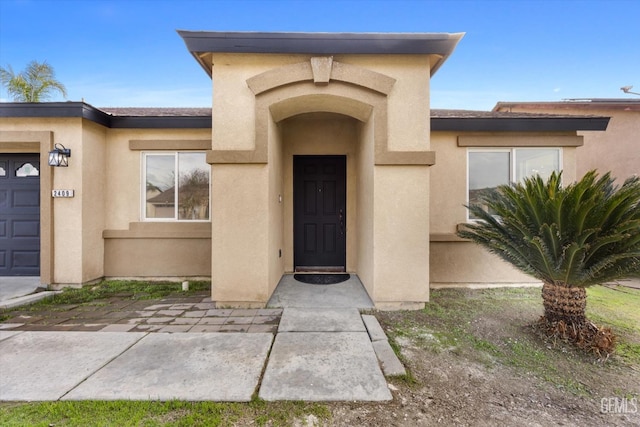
[458,171,640,354]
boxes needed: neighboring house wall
[494,101,640,182]
[576,110,638,180]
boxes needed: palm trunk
[541,282,587,325]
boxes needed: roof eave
[0,102,212,129]
[177,30,465,78]
[494,100,640,112]
[431,117,610,132]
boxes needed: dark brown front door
[0,154,41,276]
[294,155,346,271]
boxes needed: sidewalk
[0,277,59,309]
[0,291,403,402]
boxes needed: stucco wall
[210,164,269,304]
[207,52,434,307]
[1,118,83,284]
[80,121,107,282]
[335,55,432,152]
[1,117,213,284]
[373,165,431,305]
[211,53,433,153]
[356,119,375,297]
[576,110,638,181]
[429,130,578,285]
[430,241,539,285]
[268,112,285,297]
[209,54,430,307]
[105,238,211,277]
[211,54,304,152]
[101,128,213,280]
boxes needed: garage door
[0,154,41,276]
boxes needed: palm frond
[0,60,66,102]
[458,170,640,287]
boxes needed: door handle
[339,209,344,235]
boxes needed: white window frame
[467,147,562,221]
[141,151,211,222]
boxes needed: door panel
[294,156,346,270]
[0,154,41,276]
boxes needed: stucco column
[372,165,430,309]
[210,163,271,306]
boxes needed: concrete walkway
[0,276,403,402]
[267,274,375,309]
[0,277,41,301]
[260,308,391,401]
[0,276,59,309]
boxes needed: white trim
[466,147,562,222]
[141,151,211,222]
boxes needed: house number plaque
[52,189,75,198]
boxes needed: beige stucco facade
[1,32,613,309]
[206,53,437,309]
[429,130,580,286]
[0,118,212,286]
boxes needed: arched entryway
[207,56,434,308]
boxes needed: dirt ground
[328,345,638,427]
[325,289,640,427]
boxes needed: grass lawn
[1,281,639,426]
[0,399,330,427]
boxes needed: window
[468,148,560,220]
[143,152,210,221]
[15,162,39,177]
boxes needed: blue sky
[1,0,638,110]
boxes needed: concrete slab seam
[0,330,24,342]
[0,291,62,310]
[361,314,388,342]
[252,333,277,400]
[58,332,150,400]
[372,340,406,377]
[360,314,406,377]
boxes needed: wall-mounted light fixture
[48,143,71,167]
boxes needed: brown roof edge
[0,102,212,129]
[177,30,464,77]
[431,109,610,132]
[1,103,607,132]
[494,99,640,112]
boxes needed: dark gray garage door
[0,154,41,276]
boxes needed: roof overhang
[177,30,464,77]
[431,110,610,132]
[0,102,212,129]
[1,103,608,133]
[431,117,610,132]
[494,99,640,112]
